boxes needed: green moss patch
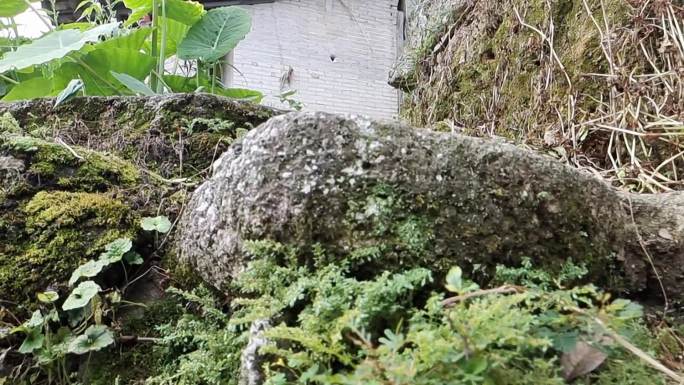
[0,191,136,304]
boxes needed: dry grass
[404,0,684,192]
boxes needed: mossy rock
[1,191,137,304]
[0,94,280,179]
[0,133,142,306]
[0,95,281,308]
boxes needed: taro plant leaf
[561,340,607,381]
[445,266,463,293]
[95,27,152,51]
[124,0,204,27]
[1,77,59,101]
[0,23,119,73]
[54,48,155,96]
[68,325,114,354]
[111,71,155,96]
[62,281,101,311]
[141,216,172,233]
[123,251,144,265]
[177,6,251,63]
[58,22,95,31]
[219,87,263,102]
[99,238,133,263]
[163,74,263,102]
[0,0,29,17]
[37,291,59,303]
[143,17,189,58]
[54,79,84,107]
[18,328,44,354]
[69,259,108,286]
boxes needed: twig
[442,285,524,308]
[626,196,669,314]
[140,168,196,187]
[55,137,84,160]
[118,335,160,344]
[572,307,683,383]
[513,6,573,89]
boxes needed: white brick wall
[229,0,401,119]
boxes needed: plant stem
[9,17,20,44]
[0,73,19,85]
[49,0,59,26]
[441,285,524,308]
[156,0,167,93]
[73,56,119,92]
[211,63,217,93]
[150,0,159,91]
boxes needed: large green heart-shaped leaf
[0,23,119,73]
[177,7,251,63]
[54,48,154,96]
[111,71,156,96]
[68,325,114,354]
[143,17,189,58]
[62,281,101,311]
[95,27,152,51]
[124,0,204,27]
[0,0,29,17]
[1,76,60,101]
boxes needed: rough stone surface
[239,319,271,385]
[181,112,684,300]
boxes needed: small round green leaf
[25,310,44,328]
[99,238,133,263]
[18,328,44,354]
[69,259,108,286]
[37,291,60,303]
[141,216,172,233]
[62,281,101,311]
[68,325,114,354]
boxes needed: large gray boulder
[179,112,684,300]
